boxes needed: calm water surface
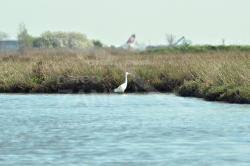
[0,94,250,166]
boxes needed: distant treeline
[10,23,103,51]
[32,31,94,49]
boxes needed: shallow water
[0,94,250,166]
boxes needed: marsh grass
[0,47,250,103]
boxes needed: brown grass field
[0,48,250,104]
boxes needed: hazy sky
[1,0,249,45]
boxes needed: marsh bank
[0,47,250,104]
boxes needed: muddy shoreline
[1,76,249,104]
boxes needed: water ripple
[0,94,250,165]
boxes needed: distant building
[0,40,19,52]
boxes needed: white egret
[114,72,131,93]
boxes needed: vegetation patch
[0,47,250,104]
[177,80,203,97]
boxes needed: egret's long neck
[125,74,128,84]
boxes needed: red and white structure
[126,34,136,48]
